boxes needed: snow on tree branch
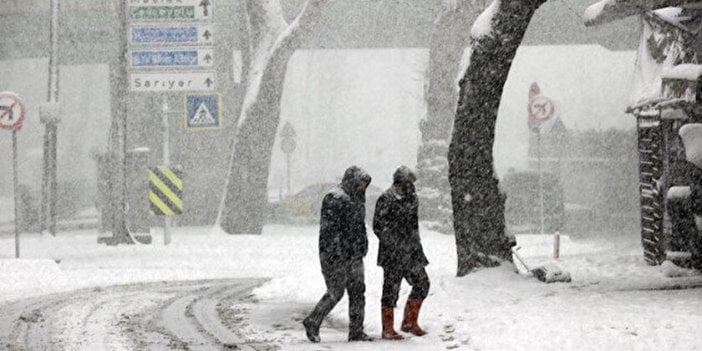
[584,0,700,26]
[238,0,331,130]
[246,0,287,53]
[471,0,500,39]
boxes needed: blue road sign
[133,26,197,43]
[185,94,221,130]
[130,25,214,45]
[130,49,213,68]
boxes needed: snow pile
[583,0,615,25]
[666,186,691,200]
[531,263,572,283]
[660,64,702,81]
[0,259,66,297]
[654,7,688,27]
[471,0,499,39]
[679,123,702,168]
[661,260,697,278]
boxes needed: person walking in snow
[373,166,430,340]
[303,166,373,343]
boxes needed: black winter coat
[318,167,370,268]
[373,188,429,269]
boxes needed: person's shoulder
[325,186,350,202]
[376,189,393,203]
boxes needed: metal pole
[13,130,20,258]
[538,127,545,234]
[41,0,60,236]
[40,133,48,232]
[162,97,171,245]
[49,124,58,235]
[286,153,291,195]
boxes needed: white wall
[271,48,427,193]
[270,45,637,195]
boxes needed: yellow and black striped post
[149,166,183,216]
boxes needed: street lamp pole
[40,0,61,236]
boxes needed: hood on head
[393,166,416,185]
[340,166,371,202]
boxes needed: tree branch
[585,0,701,26]
[238,0,331,130]
[245,0,288,53]
[278,0,331,51]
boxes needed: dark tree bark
[417,1,482,234]
[449,0,546,276]
[218,0,329,234]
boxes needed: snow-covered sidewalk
[1,225,701,350]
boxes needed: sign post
[162,97,172,245]
[527,83,555,234]
[0,92,28,258]
[279,122,297,195]
[125,0,217,242]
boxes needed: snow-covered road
[2,225,702,350]
[0,279,269,350]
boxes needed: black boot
[348,330,373,342]
[303,317,320,343]
[303,293,338,343]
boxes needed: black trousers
[381,265,430,307]
[306,258,366,333]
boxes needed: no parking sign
[1,91,28,259]
[0,92,27,131]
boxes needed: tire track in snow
[190,280,265,350]
[157,279,265,350]
[5,292,80,350]
[0,279,267,351]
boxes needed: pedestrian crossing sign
[185,94,221,130]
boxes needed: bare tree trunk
[219,0,329,234]
[417,0,482,234]
[106,0,133,244]
[449,0,546,276]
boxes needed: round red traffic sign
[528,95,555,123]
[0,92,27,131]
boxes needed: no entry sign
[528,95,555,124]
[0,92,27,131]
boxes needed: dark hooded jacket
[318,166,372,267]
[373,166,429,269]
